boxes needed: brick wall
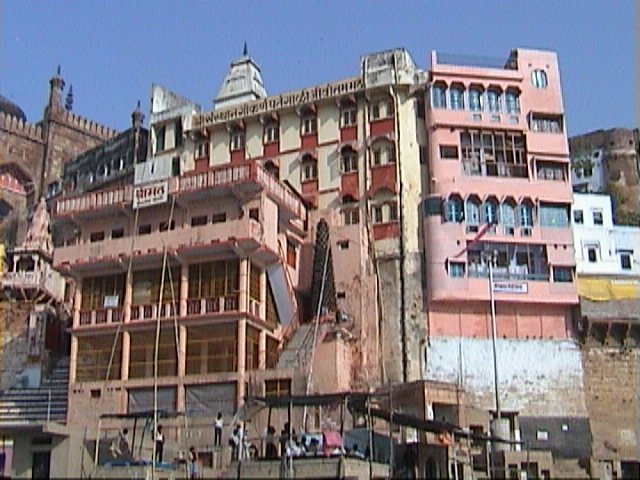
[582,347,640,461]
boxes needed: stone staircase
[277,322,328,370]
[0,357,69,426]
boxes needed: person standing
[214,412,223,448]
[155,425,165,463]
[188,446,198,479]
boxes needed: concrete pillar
[123,271,133,323]
[120,331,130,381]
[180,263,188,317]
[239,259,249,313]
[178,325,187,376]
[258,330,267,370]
[236,319,247,406]
[259,269,267,321]
[72,280,82,328]
[69,336,78,383]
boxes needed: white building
[571,193,640,276]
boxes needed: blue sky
[1,1,635,135]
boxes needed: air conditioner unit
[521,227,533,237]
[504,226,515,236]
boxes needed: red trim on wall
[340,171,359,200]
[230,148,246,163]
[301,134,318,150]
[372,222,400,240]
[370,118,394,137]
[264,142,279,158]
[340,126,357,143]
[369,163,397,195]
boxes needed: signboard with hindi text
[133,180,168,209]
[492,281,528,294]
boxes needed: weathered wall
[425,337,588,417]
[582,346,640,461]
[0,300,33,390]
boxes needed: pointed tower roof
[20,198,53,258]
[214,43,267,110]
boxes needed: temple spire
[243,41,248,57]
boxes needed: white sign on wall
[133,180,168,209]
[492,281,528,294]
[103,295,120,308]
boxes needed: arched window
[465,196,481,227]
[505,88,521,114]
[500,200,516,226]
[483,198,499,225]
[519,200,534,228]
[444,195,464,222]
[431,82,447,109]
[486,87,502,113]
[468,86,483,112]
[340,146,358,173]
[371,139,395,166]
[449,84,465,110]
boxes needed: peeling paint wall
[425,337,588,417]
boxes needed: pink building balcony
[340,126,357,143]
[79,307,123,326]
[427,108,524,131]
[54,185,133,218]
[370,118,394,137]
[369,164,397,195]
[185,295,240,316]
[526,131,569,156]
[340,171,359,200]
[54,218,271,274]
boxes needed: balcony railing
[468,264,549,282]
[78,307,123,326]
[130,302,177,321]
[186,295,240,316]
[462,159,528,179]
[55,185,132,216]
[2,269,66,300]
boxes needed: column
[179,263,188,317]
[69,336,78,383]
[236,319,247,407]
[238,259,249,313]
[123,271,133,323]
[120,331,130,381]
[258,330,267,370]
[259,270,267,321]
[72,280,82,328]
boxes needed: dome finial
[243,41,248,57]
[56,65,61,77]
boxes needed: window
[592,210,603,226]
[111,228,124,239]
[337,240,349,250]
[196,141,209,159]
[444,196,464,222]
[138,224,151,235]
[301,156,318,181]
[159,220,175,231]
[449,262,465,278]
[483,200,499,225]
[90,231,105,243]
[460,130,527,178]
[341,148,358,173]
[440,145,459,159]
[468,87,483,112]
[264,161,279,179]
[370,99,392,120]
[536,160,566,181]
[620,251,632,270]
[211,212,226,224]
[431,83,447,109]
[587,245,598,263]
[530,114,563,133]
[371,202,397,224]
[372,142,395,166]
[286,240,297,267]
[573,210,584,224]
[155,125,166,153]
[265,379,291,398]
[264,123,279,143]
[500,202,516,230]
[301,115,317,135]
[341,106,357,127]
[465,198,481,227]
[187,260,239,299]
[583,165,593,177]
[191,215,207,227]
[231,131,245,150]
[539,203,569,228]
[505,89,520,114]
[249,208,259,221]
[531,69,548,89]
[175,120,183,147]
[553,266,573,283]
[82,274,125,310]
[487,89,502,113]
[519,203,534,228]
[343,209,359,225]
[449,85,465,110]
[172,157,181,177]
